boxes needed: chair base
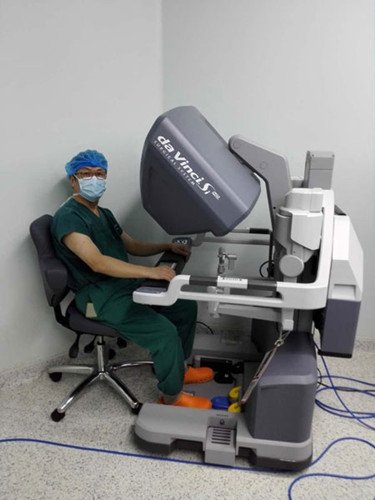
[48,336,153,420]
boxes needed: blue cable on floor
[0,436,279,473]
[316,351,375,431]
[287,437,375,499]
[1,351,374,498]
[316,377,375,420]
[1,435,374,499]
[285,349,374,499]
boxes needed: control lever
[217,247,237,275]
[135,237,192,293]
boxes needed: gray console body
[140,106,261,236]
[133,106,363,470]
[136,331,316,469]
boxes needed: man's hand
[169,243,191,261]
[147,265,176,282]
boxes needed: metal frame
[48,336,153,418]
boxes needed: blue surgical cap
[65,150,108,177]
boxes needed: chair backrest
[30,214,69,307]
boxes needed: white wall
[0,0,163,372]
[1,1,373,374]
[163,0,375,340]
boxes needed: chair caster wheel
[132,403,142,415]
[51,409,65,422]
[117,338,127,349]
[49,372,62,382]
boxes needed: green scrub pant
[76,280,197,396]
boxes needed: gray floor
[1,339,374,500]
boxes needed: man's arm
[121,231,191,259]
[63,232,176,281]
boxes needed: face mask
[75,176,107,202]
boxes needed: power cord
[286,348,375,498]
[316,350,375,431]
[259,260,274,278]
[288,437,375,500]
[1,435,373,499]
[316,373,375,422]
[196,321,215,335]
[317,367,375,392]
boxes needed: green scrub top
[51,197,142,314]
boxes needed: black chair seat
[66,301,119,338]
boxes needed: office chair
[30,214,153,422]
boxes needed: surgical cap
[65,150,108,177]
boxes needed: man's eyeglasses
[75,171,107,180]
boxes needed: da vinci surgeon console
[132,106,363,470]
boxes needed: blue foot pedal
[211,396,230,410]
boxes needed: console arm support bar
[133,191,334,312]
[229,136,293,229]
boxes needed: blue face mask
[75,176,107,202]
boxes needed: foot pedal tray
[205,426,236,466]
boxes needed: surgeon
[51,150,213,409]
